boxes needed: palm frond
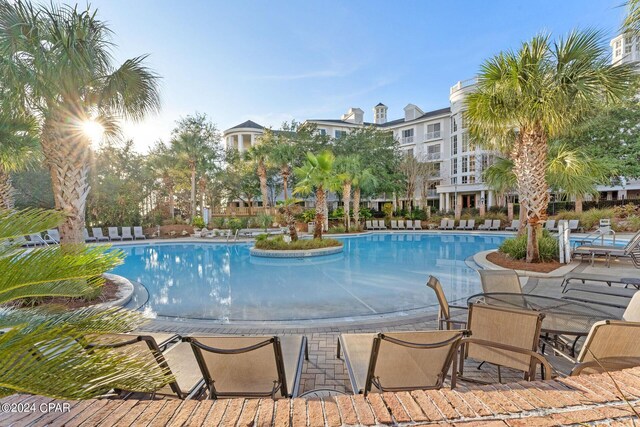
[0,209,64,240]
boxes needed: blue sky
[85,0,625,151]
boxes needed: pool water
[111,233,507,322]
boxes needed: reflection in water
[111,234,506,321]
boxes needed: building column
[445,193,450,211]
[439,193,445,212]
[487,190,494,208]
[251,133,256,147]
[238,134,244,153]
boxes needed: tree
[398,153,441,213]
[466,30,634,262]
[147,141,180,219]
[351,167,377,230]
[335,155,362,231]
[221,149,261,214]
[483,156,525,234]
[624,0,640,34]
[294,151,344,239]
[0,1,161,244]
[278,198,302,241]
[246,131,274,208]
[170,113,221,220]
[0,209,171,398]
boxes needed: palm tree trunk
[190,165,196,219]
[314,187,325,239]
[343,181,352,232]
[575,195,583,214]
[518,202,527,236]
[0,166,15,210]
[168,185,175,218]
[353,187,361,230]
[41,116,91,245]
[198,176,206,217]
[512,129,549,262]
[282,168,289,201]
[258,159,270,208]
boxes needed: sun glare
[82,120,105,145]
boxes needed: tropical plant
[0,1,161,244]
[335,155,362,231]
[247,132,273,208]
[351,167,377,230]
[147,141,181,219]
[624,0,640,35]
[293,151,344,239]
[0,209,171,398]
[268,129,298,201]
[277,199,301,241]
[466,30,635,262]
[499,229,559,262]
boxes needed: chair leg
[476,361,485,370]
[497,366,502,383]
[336,339,341,359]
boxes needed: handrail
[573,227,616,248]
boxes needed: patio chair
[365,220,373,230]
[573,230,640,268]
[623,291,640,322]
[568,219,580,232]
[465,219,475,230]
[426,276,468,330]
[133,226,146,240]
[398,219,406,229]
[478,269,522,294]
[459,304,551,383]
[378,220,387,230]
[44,229,60,244]
[390,220,398,230]
[108,227,122,241]
[570,320,640,376]
[561,272,634,293]
[544,219,556,232]
[183,335,308,399]
[337,330,466,395]
[121,227,134,241]
[89,333,204,399]
[505,220,520,231]
[438,219,448,230]
[446,219,455,230]
[92,228,110,242]
[477,220,492,230]
[404,219,414,230]
[490,220,501,231]
[414,220,423,230]
[83,228,97,243]
[27,233,46,246]
[456,220,467,230]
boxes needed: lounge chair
[378,220,387,230]
[121,227,133,240]
[459,304,551,383]
[133,226,146,240]
[398,219,406,229]
[427,276,468,330]
[477,220,492,230]
[82,228,97,243]
[623,291,640,322]
[568,220,580,232]
[414,220,423,230]
[490,220,501,231]
[390,220,398,230]
[365,220,373,230]
[337,330,466,394]
[573,230,640,268]
[544,219,556,232]
[27,233,46,246]
[465,219,475,230]
[456,220,467,230]
[505,220,520,231]
[405,219,413,230]
[478,269,522,294]
[438,219,448,230]
[89,333,204,399]
[12,236,30,247]
[44,229,60,244]
[92,228,109,242]
[570,320,640,376]
[561,272,637,293]
[183,335,308,399]
[446,219,455,230]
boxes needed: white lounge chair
[505,220,520,231]
[477,220,492,230]
[414,220,423,230]
[134,226,146,240]
[108,227,122,241]
[438,219,448,230]
[398,219,406,229]
[568,220,580,232]
[27,233,46,246]
[391,220,399,230]
[465,219,475,230]
[121,227,133,240]
[378,220,387,230]
[83,228,97,243]
[446,219,455,230]
[92,228,109,242]
[544,219,556,232]
[44,229,60,244]
[365,220,373,230]
[456,220,467,230]
[490,220,501,230]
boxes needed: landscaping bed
[254,236,342,250]
[11,278,121,310]
[486,251,561,273]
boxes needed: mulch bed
[486,251,561,273]
[12,279,120,310]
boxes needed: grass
[254,235,342,250]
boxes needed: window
[461,176,468,184]
[426,123,441,140]
[469,155,476,172]
[469,175,476,184]
[451,177,457,185]
[616,40,621,48]
[461,155,468,173]
[334,130,347,139]
[450,116,458,133]
[451,158,458,175]
[317,128,326,136]
[461,112,467,129]
[626,43,632,54]
[427,144,441,160]
[402,128,414,144]
[407,148,414,157]
[461,133,469,152]
[451,135,458,155]
[432,163,441,176]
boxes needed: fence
[546,198,639,215]
[211,206,278,217]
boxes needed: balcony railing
[450,77,478,95]
[424,131,441,140]
[426,189,438,198]
[424,152,441,161]
[401,136,414,144]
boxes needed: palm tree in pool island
[466,30,635,262]
[0,1,160,244]
[294,151,344,239]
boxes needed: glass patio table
[467,292,621,358]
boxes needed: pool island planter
[250,245,344,258]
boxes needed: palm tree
[335,155,362,232]
[624,0,640,34]
[0,1,161,244]
[269,137,296,201]
[482,157,524,234]
[352,167,377,230]
[246,131,273,209]
[466,30,634,262]
[294,151,344,239]
[148,141,178,219]
[0,209,171,398]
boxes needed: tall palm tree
[335,155,362,232]
[352,167,377,231]
[269,137,296,201]
[246,131,273,209]
[294,151,344,239]
[624,0,640,34]
[148,141,179,219]
[466,30,634,262]
[482,157,524,234]
[0,1,161,244]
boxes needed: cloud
[248,61,362,81]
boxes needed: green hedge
[254,235,342,250]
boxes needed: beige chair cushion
[577,320,640,374]
[156,342,202,396]
[478,270,522,294]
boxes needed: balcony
[401,136,414,144]
[426,189,438,198]
[424,152,441,161]
[450,77,478,95]
[424,131,441,141]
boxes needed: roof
[226,120,264,131]
[307,106,451,129]
[375,102,386,107]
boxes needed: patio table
[467,292,621,358]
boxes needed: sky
[80,0,626,152]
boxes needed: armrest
[570,357,640,376]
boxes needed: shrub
[327,226,346,234]
[227,218,242,232]
[359,207,373,219]
[329,207,345,220]
[254,236,342,250]
[212,217,225,228]
[382,203,394,218]
[191,216,205,229]
[613,203,639,219]
[579,208,615,230]
[300,209,315,223]
[257,214,274,229]
[499,230,559,262]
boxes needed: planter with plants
[250,234,343,258]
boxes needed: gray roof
[375,102,386,107]
[227,120,264,131]
[308,106,451,128]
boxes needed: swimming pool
[111,233,507,322]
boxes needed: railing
[426,189,438,197]
[425,131,441,140]
[450,77,478,95]
[211,206,278,217]
[424,152,441,161]
[401,136,414,144]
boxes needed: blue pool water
[111,233,507,322]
